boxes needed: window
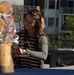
[30,0,38,6]
[24,0,28,2]
[35,0,38,6]
[49,0,55,9]
[49,0,59,9]
[68,1,73,7]
[48,18,54,26]
[30,0,33,6]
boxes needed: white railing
[60,7,74,14]
[13,5,40,13]
[60,24,70,33]
[61,24,69,31]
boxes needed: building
[44,0,74,35]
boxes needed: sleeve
[26,36,49,60]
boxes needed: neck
[28,29,35,35]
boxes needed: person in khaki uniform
[0,1,18,73]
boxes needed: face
[24,14,36,31]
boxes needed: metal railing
[13,5,40,13]
[60,7,74,14]
[61,24,69,31]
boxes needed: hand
[19,48,27,54]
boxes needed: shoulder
[40,35,47,39]
[40,32,49,44]
[40,35,48,44]
[40,32,48,40]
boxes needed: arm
[26,36,49,60]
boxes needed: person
[0,1,19,73]
[17,9,50,68]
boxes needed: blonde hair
[0,1,13,15]
[41,17,45,31]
